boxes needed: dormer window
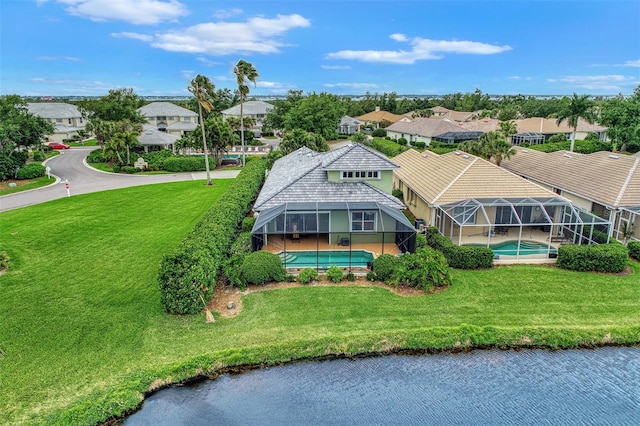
[341,170,380,180]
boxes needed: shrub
[629,241,640,261]
[373,254,400,282]
[112,164,121,173]
[142,149,174,171]
[414,141,426,149]
[346,271,356,282]
[366,271,376,281]
[392,189,403,200]
[162,156,207,172]
[285,274,296,282]
[241,216,256,232]
[158,159,268,314]
[557,243,629,273]
[390,247,453,292]
[325,266,344,283]
[416,233,427,249]
[371,128,387,137]
[86,149,107,163]
[397,137,407,145]
[361,137,409,158]
[424,227,493,269]
[16,163,46,179]
[298,268,319,284]
[224,254,247,290]
[120,166,140,174]
[32,151,45,162]
[240,251,286,285]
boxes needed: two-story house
[26,102,86,143]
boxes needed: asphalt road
[0,147,240,212]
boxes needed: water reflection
[126,347,640,425]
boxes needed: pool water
[278,250,374,268]
[468,240,556,256]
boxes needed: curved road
[0,148,239,212]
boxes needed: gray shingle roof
[253,144,403,211]
[138,102,198,117]
[139,124,179,146]
[27,102,82,119]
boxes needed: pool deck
[261,236,401,258]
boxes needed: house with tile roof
[27,102,86,143]
[337,115,363,135]
[221,100,273,134]
[429,106,482,122]
[385,117,467,145]
[138,102,198,138]
[392,149,611,261]
[250,143,416,269]
[138,124,179,152]
[357,107,405,126]
[501,148,640,243]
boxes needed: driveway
[0,147,240,212]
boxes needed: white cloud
[196,56,219,67]
[111,32,153,42]
[324,82,379,90]
[507,76,532,81]
[213,8,243,19]
[326,33,511,64]
[29,77,116,93]
[321,65,351,70]
[623,59,640,67]
[142,14,310,55]
[36,55,83,62]
[54,0,188,25]
[548,74,638,91]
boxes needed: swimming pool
[467,240,557,256]
[278,250,374,269]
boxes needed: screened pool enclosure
[251,201,417,270]
[433,197,612,259]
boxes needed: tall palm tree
[234,60,259,166]
[188,74,215,185]
[556,93,597,152]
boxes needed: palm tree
[233,60,259,166]
[498,120,518,144]
[112,131,140,165]
[188,74,215,185]
[492,139,517,166]
[556,93,597,152]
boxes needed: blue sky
[1,0,639,97]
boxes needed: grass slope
[0,182,638,424]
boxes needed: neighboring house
[138,124,179,153]
[26,102,86,143]
[357,107,405,126]
[575,118,608,141]
[221,100,274,133]
[513,117,572,144]
[385,117,464,145]
[138,102,198,138]
[429,106,482,122]
[501,148,640,243]
[337,116,363,135]
[250,143,416,269]
[393,149,611,261]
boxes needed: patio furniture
[495,227,509,235]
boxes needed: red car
[47,142,70,149]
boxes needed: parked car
[47,142,70,149]
[254,132,262,139]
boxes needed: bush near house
[240,251,286,285]
[390,247,453,292]
[157,158,267,314]
[373,254,400,281]
[557,243,629,273]
[628,242,640,261]
[325,266,344,283]
[362,137,409,158]
[424,227,493,269]
[298,268,319,284]
[241,216,256,232]
[142,149,174,171]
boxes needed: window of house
[351,211,376,232]
[68,118,72,124]
[342,171,354,179]
[167,116,174,121]
[367,171,379,179]
[56,118,63,123]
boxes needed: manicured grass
[69,138,98,147]
[0,175,56,195]
[1,183,639,424]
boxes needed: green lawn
[0,175,57,195]
[0,182,639,424]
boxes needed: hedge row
[424,227,494,269]
[629,242,640,261]
[556,243,629,273]
[363,137,409,158]
[162,156,207,172]
[157,158,268,314]
[17,163,46,179]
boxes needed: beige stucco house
[138,102,198,138]
[26,102,86,142]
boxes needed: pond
[125,346,640,425]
